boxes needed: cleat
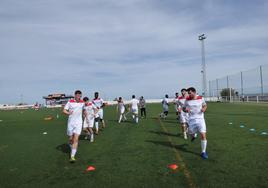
[69,156,76,163]
[201,152,208,159]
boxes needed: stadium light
[198,34,207,97]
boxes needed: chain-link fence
[209,64,268,102]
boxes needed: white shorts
[180,112,189,124]
[98,109,104,119]
[119,107,125,114]
[67,123,82,136]
[83,117,94,129]
[131,108,138,114]
[188,118,206,134]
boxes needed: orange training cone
[168,164,178,170]
[86,166,96,171]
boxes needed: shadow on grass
[56,143,70,154]
[145,140,200,156]
[149,130,180,137]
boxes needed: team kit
[63,87,208,163]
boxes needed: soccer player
[83,97,98,142]
[160,94,169,118]
[92,92,106,135]
[63,90,84,163]
[177,88,189,140]
[117,97,127,123]
[139,96,146,118]
[173,92,179,116]
[184,87,208,159]
[129,95,139,124]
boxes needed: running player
[92,92,106,134]
[184,87,208,159]
[117,97,127,123]
[160,94,169,118]
[177,88,188,139]
[129,95,139,124]
[83,97,98,142]
[173,92,179,116]
[63,90,84,163]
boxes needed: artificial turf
[0,102,267,188]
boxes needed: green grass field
[0,102,268,188]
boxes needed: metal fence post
[240,71,243,96]
[260,65,264,96]
[216,79,219,98]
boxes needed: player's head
[83,97,89,102]
[94,92,99,99]
[175,92,179,97]
[74,90,82,100]
[118,97,122,101]
[140,96,144,99]
[181,88,187,96]
[165,94,169,98]
[187,87,196,98]
[132,95,135,99]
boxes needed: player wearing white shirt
[92,92,106,135]
[83,97,98,142]
[129,95,139,124]
[178,88,189,140]
[63,90,84,163]
[184,87,208,159]
[173,92,179,116]
[160,94,169,118]
[117,97,127,123]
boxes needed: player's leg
[188,120,198,142]
[99,110,105,128]
[181,123,188,139]
[70,133,80,162]
[88,118,94,142]
[199,119,208,159]
[94,117,99,135]
[118,112,123,123]
[83,120,90,139]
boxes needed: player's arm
[63,102,72,115]
[178,105,182,113]
[201,104,207,112]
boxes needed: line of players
[161,87,208,159]
[63,91,143,163]
[63,87,208,163]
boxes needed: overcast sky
[0,0,268,104]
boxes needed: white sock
[71,148,77,157]
[119,115,122,123]
[132,115,135,119]
[91,134,94,141]
[135,117,138,123]
[95,122,99,132]
[124,115,127,120]
[201,140,207,153]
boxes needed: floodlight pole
[199,34,207,97]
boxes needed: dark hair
[165,94,169,98]
[187,87,196,93]
[83,97,89,102]
[75,90,82,95]
[175,92,178,95]
[132,95,135,99]
[181,88,187,92]
[119,97,122,100]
